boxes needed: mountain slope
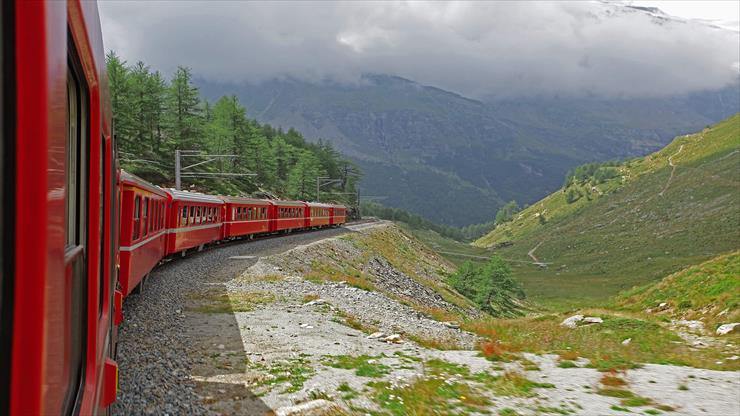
[615,251,740,328]
[197,75,739,226]
[474,114,740,305]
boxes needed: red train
[119,172,347,298]
[0,2,347,414]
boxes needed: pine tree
[165,66,203,153]
[287,152,323,200]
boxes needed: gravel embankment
[112,227,349,415]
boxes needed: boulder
[304,299,327,306]
[621,338,632,346]
[716,323,740,336]
[367,332,385,339]
[582,317,604,325]
[383,334,403,343]
[560,315,584,328]
[443,321,461,329]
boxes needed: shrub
[447,256,524,316]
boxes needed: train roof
[164,188,224,204]
[272,200,308,207]
[306,202,333,208]
[120,170,167,196]
[220,196,274,206]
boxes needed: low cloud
[100,1,739,98]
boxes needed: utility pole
[175,149,182,190]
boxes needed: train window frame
[62,37,90,415]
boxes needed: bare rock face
[716,323,740,336]
[363,256,455,312]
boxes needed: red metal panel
[11,1,66,414]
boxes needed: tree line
[106,52,360,204]
[361,201,512,242]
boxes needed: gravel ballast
[113,227,349,415]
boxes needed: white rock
[175,309,182,314]
[717,308,729,317]
[560,315,584,328]
[658,302,668,309]
[674,320,705,332]
[727,355,739,361]
[716,323,740,336]
[622,338,632,345]
[217,344,225,350]
[443,321,461,329]
[304,299,327,306]
[582,317,604,324]
[275,399,341,416]
[383,334,403,343]
[367,332,385,339]
[299,323,314,329]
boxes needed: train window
[143,198,149,236]
[189,205,194,225]
[133,196,140,240]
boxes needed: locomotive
[0,2,346,414]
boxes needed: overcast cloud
[99,0,739,99]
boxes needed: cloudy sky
[99,0,739,99]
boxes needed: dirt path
[659,144,684,196]
[527,241,543,263]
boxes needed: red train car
[165,189,224,255]
[119,172,168,296]
[1,1,119,414]
[307,202,333,228]
[271,201,309,232]
[222,196,273,239]
[332,204,348,226]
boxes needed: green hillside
[615,251,740,328]
[474,114,740,307]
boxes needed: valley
[197,76,739,226]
